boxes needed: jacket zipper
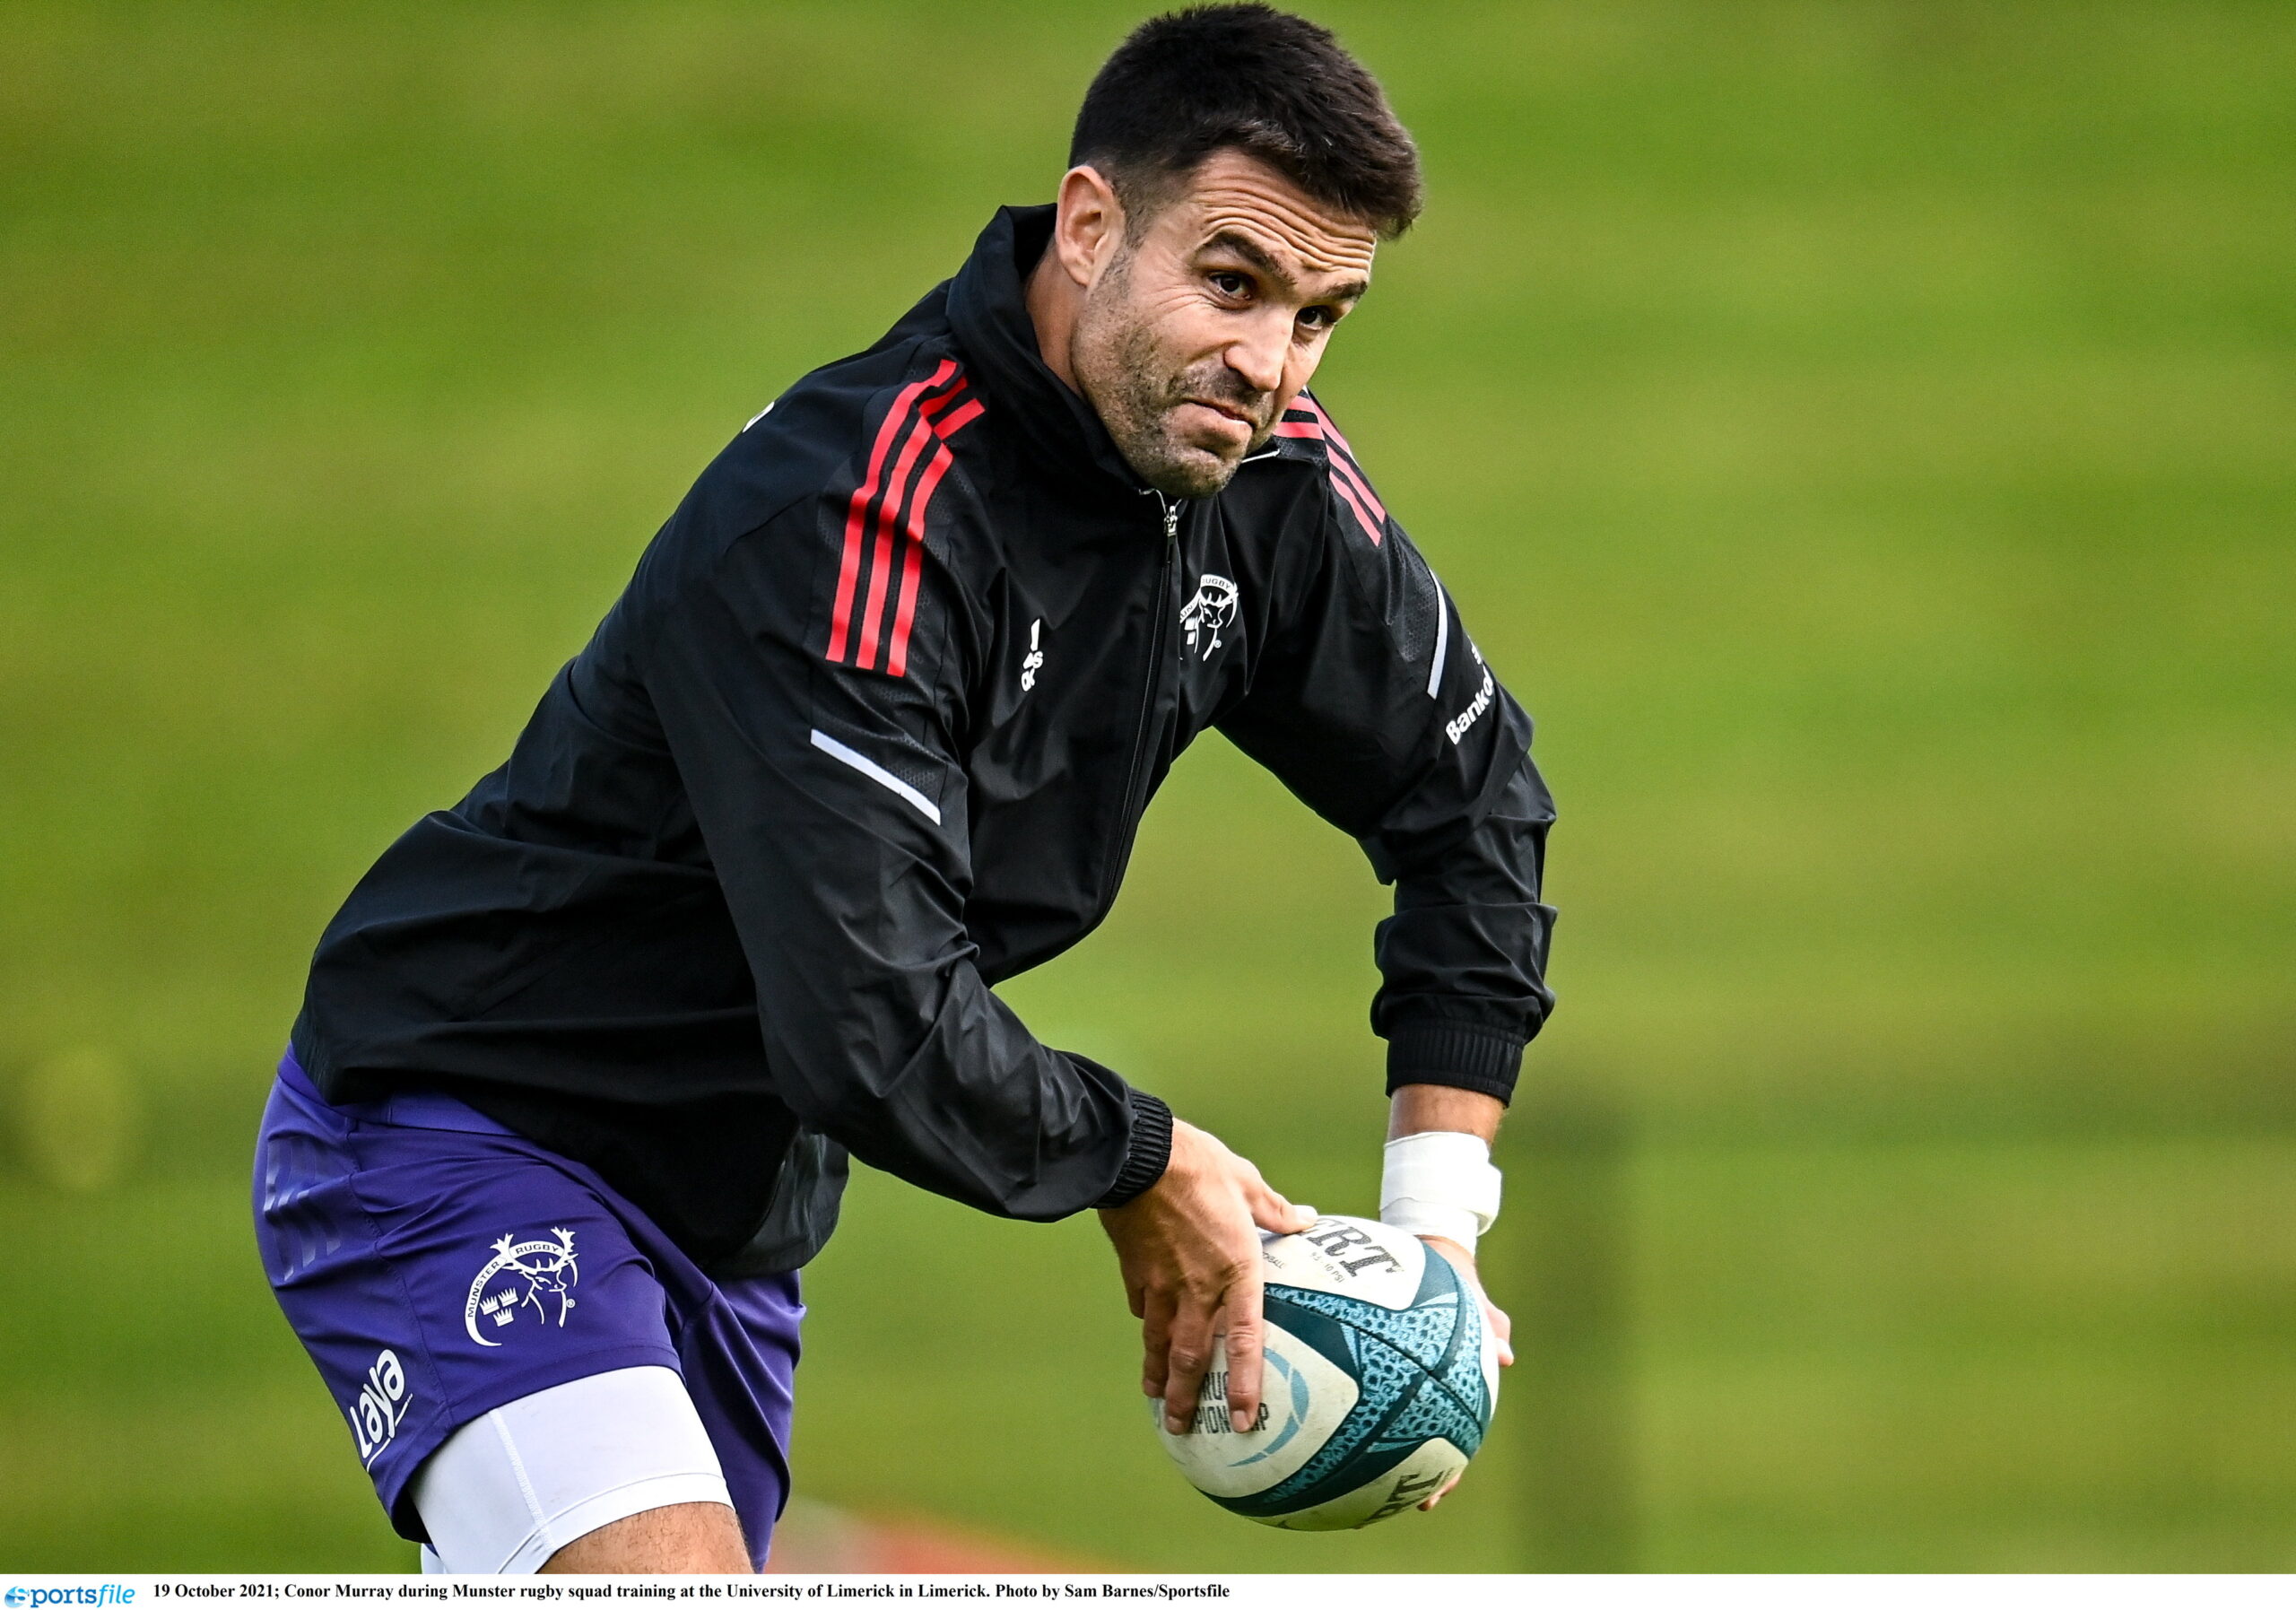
[1092,492,1183,927]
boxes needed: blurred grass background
[3,0,2292,1573]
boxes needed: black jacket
[291,205,1556,1273]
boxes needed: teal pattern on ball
[1210,1248,1491,1520]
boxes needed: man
[256,4,1553,1573]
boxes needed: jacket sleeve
[633,503,1171,1219]
[1217,428,1557,1104]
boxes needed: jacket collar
[946,205,1149,500]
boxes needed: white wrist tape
[1379,1130,1501,1254]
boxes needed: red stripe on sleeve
[1273,411,1384,544]
[1325,450,1388,533]
[1298,397,1387,526]
[884,447,955,679]
[1328,468,1386,546]
[930,396,985,439]
[884,396,986,677]
[828,360,955,663]
[854,409,943,670]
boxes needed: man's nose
[1224,314,1290,398]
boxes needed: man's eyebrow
[1201,230,1368,305]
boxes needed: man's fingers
[1161,1297,1222,1434]
[1486,1298,1516,1369]
[1221,1275,1268,1433]
[1138,1291,1176,1399]
[1421,1235,1517,1370]
[1417,1470,1465,1511]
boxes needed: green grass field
[3,0,2292,1572]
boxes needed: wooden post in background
[1505,1086,1637,1571]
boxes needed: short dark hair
[1069,4,1422,240]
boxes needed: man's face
[1068,150,1378,500]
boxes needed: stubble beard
[1071,256,1272,501]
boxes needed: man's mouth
[1188,398,1259,427]
[1175,392,1267,436]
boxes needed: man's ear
[1051,165,1126,290]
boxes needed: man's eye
[1299,307,1337,331]
[1209,272,1251,300]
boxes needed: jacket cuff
[1384,1022,1525,1103]
[1094,1088,1174,1209]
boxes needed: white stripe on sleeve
[809,728,943,825]
[1426,588,1450,698]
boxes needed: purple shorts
[253,1050,802,1568]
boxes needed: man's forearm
[1387,1081,1504,1144]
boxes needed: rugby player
[255,4,1554,1572]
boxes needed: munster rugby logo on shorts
[1181,573,1239,659]
[464,1227,580,1346]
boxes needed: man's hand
[1098,1118,1315,1436]
[1413,1231,1514,1510]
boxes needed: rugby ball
[1154,1214,1499,1530]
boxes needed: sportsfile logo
[6,1588,136,1607]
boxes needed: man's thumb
[1244,1180,1314,1234]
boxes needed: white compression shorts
[412,1365,734,1573]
